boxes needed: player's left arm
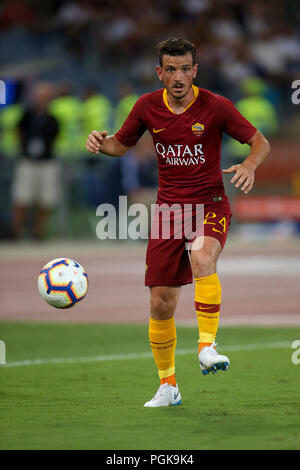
[222,130,270,194]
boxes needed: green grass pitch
[0,322,299,450]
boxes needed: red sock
[198,342,213,354]
[160,374,176,386]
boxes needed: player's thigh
[190,201,232,277]
[150,285,181,320]
[11,160,37,206]
[145,235,193,287]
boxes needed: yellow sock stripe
[197,332,217,344]
[158,366,176,380]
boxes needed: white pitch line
[1,341,291,368]
[86,257,300,276]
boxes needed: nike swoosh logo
[199,306,217,310]
[174,390,180,400]
[153,128,166,133]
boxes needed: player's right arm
[86,130,130,157]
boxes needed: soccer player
[86,38,270,407]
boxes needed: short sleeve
[219,96,257,144]
[115,96,147,147]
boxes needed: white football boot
[144,383,181,407]
[199,343,230,375]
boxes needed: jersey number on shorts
[204,212,226,234]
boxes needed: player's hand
[86,130,107,153]
[222,161,255,194]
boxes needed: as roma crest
[192,122,205,137]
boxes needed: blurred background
[1,3,300,455]
[0,0,300,242]
[0,0,300,328]
[1,3,300,451]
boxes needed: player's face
[156,53,198,100]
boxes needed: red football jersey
[115,85,256,204]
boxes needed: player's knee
[150,294,176,320]
[192,250,216,277]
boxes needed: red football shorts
[145,198,232,287]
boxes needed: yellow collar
[163,84,199,114]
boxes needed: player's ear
[156,65,163,81]
[193,63,198,79]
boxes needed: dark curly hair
[156,38,196,66]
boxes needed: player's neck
[166,86,195,114]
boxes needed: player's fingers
[241,175,253,192]
[222,166,236,173]
[88,135,101,147]
[230,169,242,184]
[86,145,97,154]
[86,137,99,150]
[91,130,102,137]
[91,130,105,143]
[235,174,247,188]
[86,141,99,153]
[92,130,107,139]
[243,178,254,194]
[241,183,251,194]
[241,179,250,192]
[241,174,254,192]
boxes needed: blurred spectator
[104,131,157,210]
[250,29,287,79]
[81,128,157,211]
[210,6,244,45]
[81,85,113,148]
[0,0,299,240]
[226,76,278,162]
[100,8,138,65]
[81,85,113,207]
[0,102,23,159]
[243,1,269,36]
[55,0,93,57]
[273,24,300,77]
[218,43,258,88]
[130,52,158,89]
[102,130,157,238]
[0,0,299,118]
[0,0,38,30]
[48,81,82,159]
[114,82,139,133]
[11,81,59,239]
[56,0,92,25]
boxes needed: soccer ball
[38,258,88,308]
